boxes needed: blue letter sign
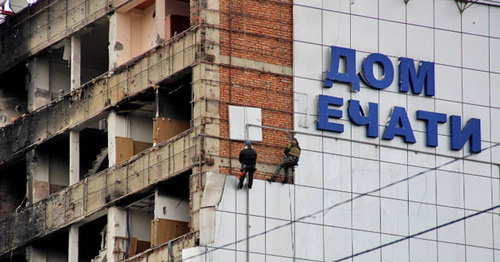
[348,100,379,138]
[317,95,344,133]
[450,116,481,153]
[382,107,416,143]
[319,46,482,153]
[399,58,435,96]
[416,110,447,147]
[325,46,360,91]
[360,53,394,90]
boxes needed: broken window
[154,74,192,144]
[33,135,70,195]
[164,0,190,39]
[102,196,156,260]
[112,91,156,166]
[122,197,155,258]
[27,43,70,108]
[80,215,107,262]
[0,63,27,127]
[112,0,191,67]
[80,125,108,178]
[107,73,192,166]
[28,229,69,261]
[151,172,190,247]
[47,47,71,101]
[80,18,109,84]
[24,17,109,109]
[0,158,26,219]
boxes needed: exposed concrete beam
[118,0,146,13]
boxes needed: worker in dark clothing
[268,138,300,184]
[238,140,257,189]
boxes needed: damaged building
[0,0,293,261]
[0,0,499,261]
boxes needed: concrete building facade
[0,0,498,262]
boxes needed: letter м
[399,58,435,96]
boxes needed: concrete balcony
[0,127,200,257]
[0,26,201,166]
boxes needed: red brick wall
[219,0,293,67]
[190,0,201,26]
[217,0,293,178]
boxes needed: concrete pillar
[106,207,127,262]
[26,246,46,262]
[68,225,79,262]
[27,57,50,111]
[69,131,80,185]
[155,0,166,42]
[70,36,81,91]
[68,132,80,262]
[107,111,129,167]
[108,14,118,70]
[26,149,49,204]
[69,130,80,262]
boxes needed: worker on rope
[267,137,300,184]
[238,140,257,189]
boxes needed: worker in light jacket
[238,140,257,189]
[268,138,300,184]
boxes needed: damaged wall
[0,27,200,167]
[124,231,198,262]
[0,200,46,254]
[217,0,294,179]
[0,127,199,256]
[0,0,144,76]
